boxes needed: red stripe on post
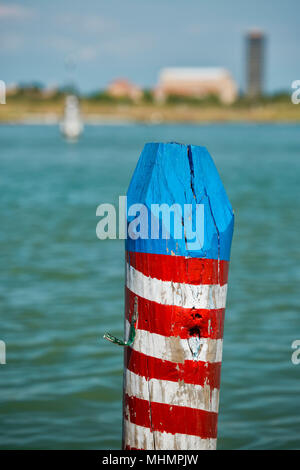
[126,251,229,286]
[125,348,222,389]
[124,394,218,439]
[125,288,225,340]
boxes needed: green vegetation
[1,84,299,123]
[232,91,292,108]
[166,94,221,106]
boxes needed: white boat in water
[60,95,83,140]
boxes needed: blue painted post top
[126,142,234,261]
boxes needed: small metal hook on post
[103,297,138,347]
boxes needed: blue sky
[0,0,299,93]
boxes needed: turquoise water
[0,123,299,450]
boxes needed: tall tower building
[246,30,265,98]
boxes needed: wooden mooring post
[106,142,234,450]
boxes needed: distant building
[246,30,265,98]
[107,79,142,102]
[155,67,237,104]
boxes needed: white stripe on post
[125,369,220,413]
[124,419,217,450]
[125,319,223,363]
[126,264,228,309]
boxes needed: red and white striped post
[122,143,234,450]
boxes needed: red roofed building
[107,79,142,102]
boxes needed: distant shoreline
[1,100,300,124]
[1,118,299,126]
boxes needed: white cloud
[57,13,119,35]
[64,47,99,66]
[47,36,99,62]
[0,3,33,19]
[76,46,98,62]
